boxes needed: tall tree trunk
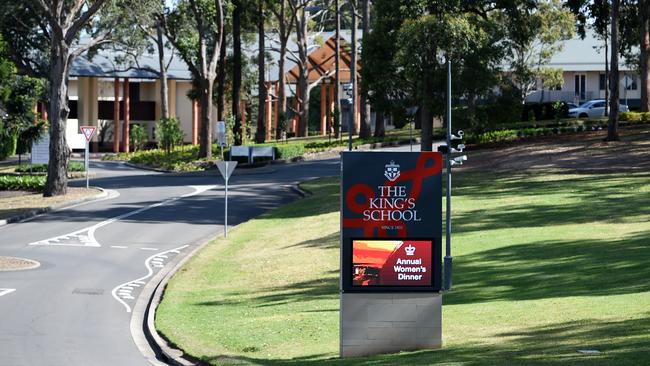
[44,42,70,197]
[256,0,266,143]
[217,37,227,121]
[605,33,609,117]
[297,8,309,137]
[374,106,385,137]
[232,0,243,144]
[607,0,620,141]
[334,0,341,139]
[359,0,371,138]
[276,1,287,140]
[199,78,214,157]
[468,91,477,128]
[640,0,650,112]
[157,22,169,120]
[277,40,287,139]
[419,103,432,151]
[350,1,358,136]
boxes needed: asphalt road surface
[0,158,338,366]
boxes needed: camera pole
[444,59,453,291]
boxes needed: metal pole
[409,117,413,152]
[85,141,89,189]
[444,59,453,291]
[224,162,229,237]
[348,114,352,151]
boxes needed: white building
[526,31,641,107]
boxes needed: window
[129,83,141,102]
[599,74,607,90]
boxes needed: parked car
[568,100,629,118]
[566,102,578,109]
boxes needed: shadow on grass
[453,172,650,233]
[195,315,650,366]
[446,230,650,305]
[283,232,340,250]
[196,270,339,308]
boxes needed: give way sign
[80,126,96,142]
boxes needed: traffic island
[155,171,650,365]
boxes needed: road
[0,158,338,366]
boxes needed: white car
[568,100,629,118]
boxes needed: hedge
[14,161,85,173]
[275,144,305,159]
[0,175,46,191]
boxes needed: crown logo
[384,160,400,182]
[405,244,416,256]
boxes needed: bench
[229,146,276,163]
[251,146,276,162]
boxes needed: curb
[0,187,108,227]
[116,136,416,176]
[135,184,311,366]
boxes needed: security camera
[449,155,468,166]
[451,143,465,153]
[451,130,464,140]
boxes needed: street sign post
[216,160,237,237]
[80,126,96,188]
[216,121,227,160]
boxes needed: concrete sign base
[340,293,442,358]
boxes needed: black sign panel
[341,152,442,292]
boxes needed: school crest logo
[384,160,400,182]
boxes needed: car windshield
[578,101,595,108]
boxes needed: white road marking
[140,248,158,251]
[28,185,216,248]
[110,245,128,249]
[0,288,16,297]
[111,245,189,313]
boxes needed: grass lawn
[156,171,650,365]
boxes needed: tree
[232,0,244,145]
[1,0,137,196]
[358,0,371,138]
[164,0,225,158]
[566,0,610,113]
[362,0,406,138]
[0,34,14,106]
[255,0,267,143]
[267,0,296,139]
[538,67,564,103]
[507,0,575,103]
[288,0,331,137]
[111,0,172,120]
[607,0,620,141]
[641,0,649,112]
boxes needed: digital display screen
[352,240,433,287]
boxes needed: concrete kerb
[129,230,217,366]
[135,182,315,366]
[0,187,108,227]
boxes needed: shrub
[275,144,305,159]
[467,129,519,144]
[16,120,47,156]
[156,117,184,154]
[0,130,17,159]
[130,124,148,152]
[15,161,85,173]
[620,112,641,122]
[0,175,46,191]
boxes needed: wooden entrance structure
[264,35,359,140]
